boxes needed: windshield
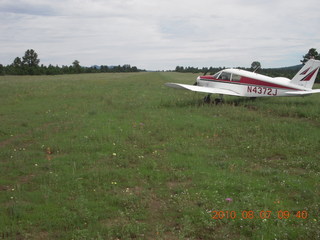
[217,71,231,80]
[212,72,221,79]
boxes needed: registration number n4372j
[247,86,278,96]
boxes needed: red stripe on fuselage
[240,77,298,90]
[200,76,299,90]
[200,76,216,80]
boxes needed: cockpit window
[231,74,241,82]
[218,71,231,80]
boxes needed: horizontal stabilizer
[165,83,240,96]
[285,89,320,95]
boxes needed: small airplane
[165,59,320,103]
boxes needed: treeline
[175,66,223,74]
[0,64,143,75]
[0,49,144,75]
[175,65,302,79]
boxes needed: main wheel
[214,98,223,105]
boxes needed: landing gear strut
[204,94,211,103]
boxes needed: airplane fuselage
[197,69,307,97]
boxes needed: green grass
[0,72,320,239]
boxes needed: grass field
[0,72,319,239]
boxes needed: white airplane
[166,59,320,103]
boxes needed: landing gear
[203,94,224,104]
[214,98,223,105]
[215,94,224,105]
[204,94,211,103]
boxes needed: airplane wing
[285,89,320,95]
[165,83,241,96]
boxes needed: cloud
[0,0,57,16]
[0,0,320,70]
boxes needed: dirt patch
[0,185,10,191]
[0,122,56,148]
[166,178,194,191]
[19,174,35,184]
[0,174,35,192]
[0,134,23,148]
[149,194,163,214]
[31,231,49,240]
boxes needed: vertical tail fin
[291,59,320,89]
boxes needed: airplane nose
[194,76,200,85]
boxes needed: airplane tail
[291,59,320,89]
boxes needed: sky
[0,0,320,70]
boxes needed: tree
[301,48,320,64]
[0,64,4,75]
[175,66,184,72]
[251,61,261,71]
[22,49,40,67]
[72,60,81,73]
[131,66,138,72]
[21,49,40,75]
[13,57,22,68]
[10,57,24,75]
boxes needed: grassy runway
[0,72,319,239]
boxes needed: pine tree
[301,48,320,64]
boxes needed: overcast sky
[1,0,320,70]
